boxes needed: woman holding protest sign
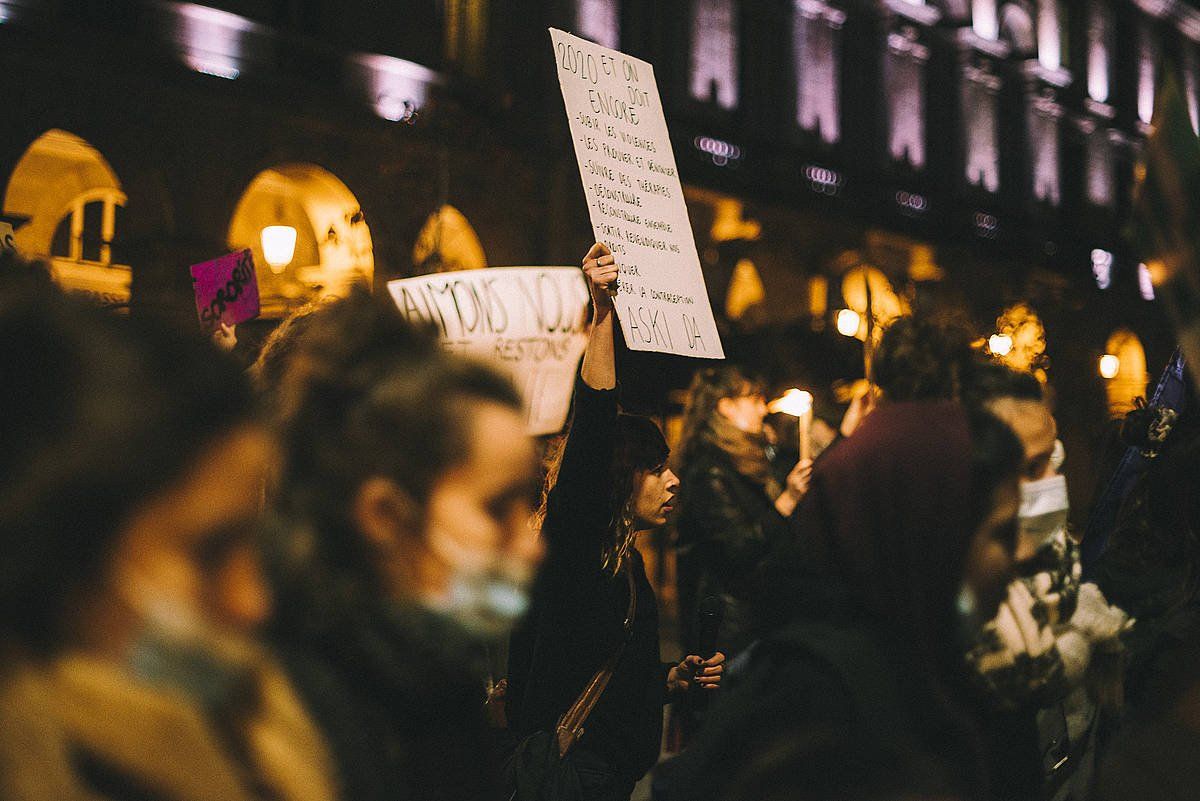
[504,243,725,801]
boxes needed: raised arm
[538,244,622,572]
[581,242,617,390]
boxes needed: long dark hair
[266,288,523,628]
[0,252,254,655]
[538,411,669,575]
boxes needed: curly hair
[872,317,977,402]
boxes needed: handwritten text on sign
[190,250,261,334]
[387,267,590,436]
[550,28,723,359]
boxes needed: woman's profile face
[631,465,680,530]
[717,390,768,434]
[961,479,1020,619]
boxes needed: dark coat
[674,442,791,656]
[506,380,671,786]
[665,402,993,801]
[272,603,501,801]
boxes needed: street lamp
[1099,354,1120,380]
[988,333,1013,357]
[836,308,861,338]
[261,225,297,274]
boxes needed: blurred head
[783,401,1021,676]
[681,365,768,438]
[872,317,976,403]
[270,289,540,637]
[0,252,269,664]
[962,361,1060,561]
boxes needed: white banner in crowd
[550,28,724,360]
[387,267,590,436]
[0,222,14,251]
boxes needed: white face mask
[1019,473,1070,550]
[429,556,531,641]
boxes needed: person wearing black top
[505,243,725,801]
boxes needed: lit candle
[769,388,814,461]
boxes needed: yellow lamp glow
[836,308,861,338]
[1099,354,1120,380]
[261,225,297,274]
[989,334,1014,357]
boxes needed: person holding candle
[673,367,813,664]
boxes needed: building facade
[1,0,1193,507]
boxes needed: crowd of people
[1,240,1198,801]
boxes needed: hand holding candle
[770,388,815,462]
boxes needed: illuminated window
[228,164,375,317]
[793,1,844,143]
[1036,0,1061,72]
[963,63,1000,192]
[1185,43,1200,135]
[412,205,487,273]
[1086,127,1113,207]
[725,258,765,320]
[999,2,1035,55]
[445,0,489,76]
[886,27,928,168]
[578,0,620,49]
[1087,2,1111,103]
[1091,248,1113,289]
[1138,20,1157,125]
[973,0,998,40]
[1104,328,1148,416]
[1030,93,1061,205]
[3,130,131,306]
[1138,263,1155,301]
[690,0,739,110]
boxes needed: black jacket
[272,603,500,801]
[674,443,790,656]
[664,602,986,801]
[506,380,672,785]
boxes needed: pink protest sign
[190,249,260,333]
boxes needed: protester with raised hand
[674,366,811,661]
[505,243,724,801]
[263,288,543,801]
[0,252,336,801]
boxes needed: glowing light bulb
[1099,354,1120,379]
[261,225,297,273]
[836,308,861,338]
[989,334,1013,357]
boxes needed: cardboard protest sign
[0,222,14,251]
[550,28,724,359]
[189,249,260,333]
[387,267,591,436]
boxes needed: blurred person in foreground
[874,318,1130,800]
[504,244,724,801]
[0,251,335,801]
[664,396,1025,801]
[673,365,812,662]
[261,288,543,801]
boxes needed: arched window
[1103,329,1149,417]
[3,129,129,306]
[228,164,374,316]
[412,205,487,273]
